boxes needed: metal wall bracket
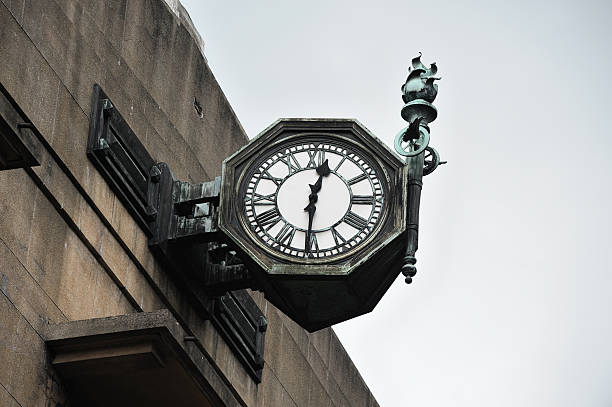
[86,84,265,382]
[214,290,267,380]
[87,85,158,235]
[171,176,223,242]
[148,162,255,295]
[87,84,254,293]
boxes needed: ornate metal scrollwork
[424,146,446,176]
[394,123,430,157]
[396,52,440,157]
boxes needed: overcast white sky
[181,1,612,405]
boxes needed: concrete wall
[0,1,380,406]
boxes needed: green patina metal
[396,53,446,284]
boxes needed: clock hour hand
[316,159,331,177]
[304,159,331,255]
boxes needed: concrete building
[0,0,380,406]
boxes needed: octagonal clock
[220,119,409,332]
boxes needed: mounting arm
[149,162,254,295]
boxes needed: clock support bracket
[87,84,267,381]
[148,162,255,295]
[86,85,253,295]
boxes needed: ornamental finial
[394,52,443,159]
[401,52,440,105]
[395,53,446,284]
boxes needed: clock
[219,119,408,331]
[241,137,386,262]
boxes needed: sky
[180,1,612,405]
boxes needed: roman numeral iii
[351,195,374,205]
[344,211,368,230]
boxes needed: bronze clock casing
[219,119,408,332]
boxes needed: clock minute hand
[304,159,331,254]
[304,184,318,255]
[304,201,316,254]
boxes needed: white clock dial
[242,139,384,259]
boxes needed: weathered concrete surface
[0,0,380,406]
[0,282,67,406]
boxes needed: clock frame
[219,119,410,331]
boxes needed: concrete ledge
[44,310,245,407]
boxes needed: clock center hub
[276,169,349,231]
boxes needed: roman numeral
[351,195,374,205]
[331,227,347,246]
[255,208,281,228]
[250,193,275,205]
[308,233,319,253]
[344,211,368,230]
[280,153,301,175]
[334,156,347,172]
[317,148,325,166]
[259,170,283,186]
[275,222,296,245]
[348,173,367,185]
[306,146,321,168]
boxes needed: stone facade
[0,0,380,406]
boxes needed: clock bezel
[237,133,390,264]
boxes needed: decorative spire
[395,53,446,285]
[394,52,440,157]
[401,52,440,104]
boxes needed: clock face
[240,136,386,260]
